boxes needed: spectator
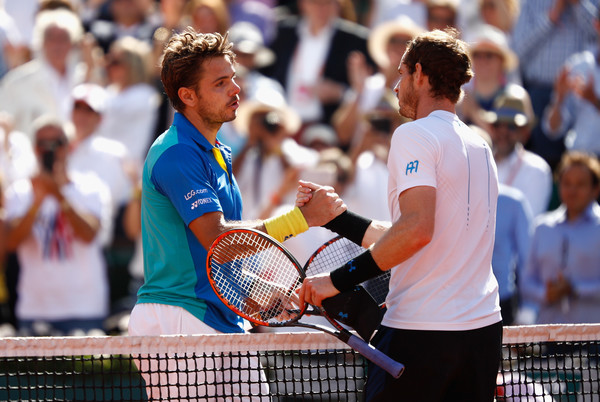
[181,0,230,36]
[97,35,160,170]
[278,146,355,264]
[543,8,600,159]
[4,115,111,336]
[228,0,278,45]
[478,0,520,35]
[0,8,86,139]
[425,0,458,31]
[87,0,160,54]
[494,184,533,326]
[367,0,427,29]
[228,21,280,102]
[300,123,340,151]
[262,0,376,133]
[512,0,598,170]
[521,151,600,324]
[458,23,520,127]
[474,125,534,326]
[333,15,422,150]
[220,21,284,158]
[481,84,553,216]
[69,82,134,235]
[232,88,316,220]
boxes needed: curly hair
[160,28,236,112]
[402,28,473,104]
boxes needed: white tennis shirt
[383,110,502,331]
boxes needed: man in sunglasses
[4,115,112,336]
[481,84,553,217]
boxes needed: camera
[42,149,55,172]
[37,138,64,172]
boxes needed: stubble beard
[398,89,418,121]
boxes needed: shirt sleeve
[388,123,438,197]
[151,145,223,226]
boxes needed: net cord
[2,324,600,358]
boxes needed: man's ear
[178,87,197,108]
[414,63,424,85]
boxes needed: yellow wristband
[264,206,309,242]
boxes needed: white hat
[301,124,339,148]
[234,88,301,135]
[465,24,518,71]
[368,16,424,70]
[229,21,275,68]
[71,83,108,114]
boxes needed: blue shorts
[365,321,503,402]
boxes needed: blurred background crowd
[0,0,599,337]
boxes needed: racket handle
[346,333,405,379]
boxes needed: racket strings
[305,237,391,306]
[209,232,303,325]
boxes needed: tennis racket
[304,236,390,306]
[207,228,405,379]
[302,235,390,341]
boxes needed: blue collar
[172,112,214,152]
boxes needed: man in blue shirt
[521,151,600,325]
[128,29,345,400]
[493,184,533,325]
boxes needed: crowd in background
[0,0,599,337]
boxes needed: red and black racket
[206,228,404,378]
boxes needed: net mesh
[0,325,598,401]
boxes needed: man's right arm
[189,183,346,250]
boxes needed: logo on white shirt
[406,160,419,175]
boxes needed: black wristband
[323,210,373,246]
[330,250,383,293]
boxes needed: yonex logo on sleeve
[190,198,213,210]
[406,160,419,175]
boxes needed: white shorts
[129,303,269,401]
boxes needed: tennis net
[0,324,598,401]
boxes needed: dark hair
[402,28,472,103]
[160,28,236,112]
[556,151,600,188]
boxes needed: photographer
[4,115,111,336]
[232,89,319,220]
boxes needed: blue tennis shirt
[136,113,245,333]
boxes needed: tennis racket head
[207,228,307,327]
[304,236,390,306]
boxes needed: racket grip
[346,334,405,379]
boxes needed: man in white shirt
[481,84,554,216]
[298,29,502,401]
[68,83,134,247]
[0,9,87,139]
